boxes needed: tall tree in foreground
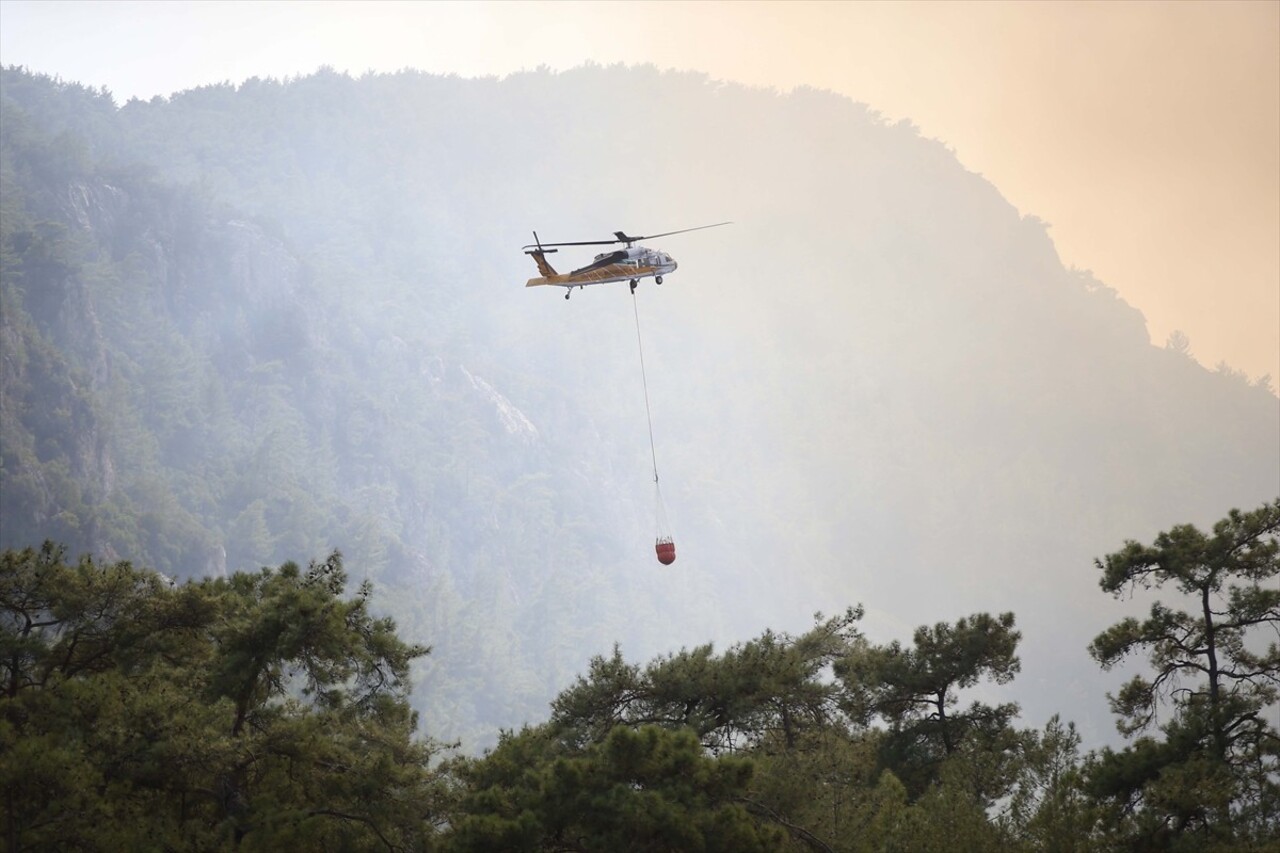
[0,543,446,851]
[836,611,1024,803]
[1086,499,1280,850]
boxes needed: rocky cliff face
[3,162,317,568]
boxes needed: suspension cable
[631,288,660,484]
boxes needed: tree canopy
[4,501,1280,850]
[1,543,445,851]
[1086,500,1280,849]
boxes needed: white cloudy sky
[2,0,1276,381]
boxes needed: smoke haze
[2,0,1276,381]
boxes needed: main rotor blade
[522,221,731,251]
[627,221,733,242]
[522,238,620,250]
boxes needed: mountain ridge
[1,63,1275,748]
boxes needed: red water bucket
[655,538,676,565]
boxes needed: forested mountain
[1,63,1276,755]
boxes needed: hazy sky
[2,0,1276,381]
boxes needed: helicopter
[523,222,730,299]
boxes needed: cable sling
[631,289,660,485]
[631,289,676,564]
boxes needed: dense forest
[4,499,1279,849]
[1,63,1278,847]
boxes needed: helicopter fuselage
[525,245,677,291]
[523,222,727,298]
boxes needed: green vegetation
[1,543,445,850]
[4,500,1277,849]
[1086,503,1280,849]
